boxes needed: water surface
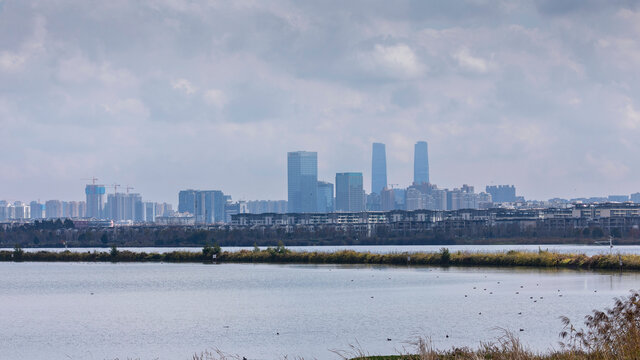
[0,262,638,359]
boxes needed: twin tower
[371,141,430,195]
[287,141,429,214]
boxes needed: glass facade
[335,172,365,212]
[413,141,430,184]
[287,151,318,213]
[371,142,387,195]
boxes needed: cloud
[0,15,45,72]
[2,0,640,202]
[621,102,640,129]
[102,98,150,119]
[203,89,228,108]
[171,78,198,95]
[358,43,425,79]
[452,48,489,73]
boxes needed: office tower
[178,190,197,214]
[486,185,516,203]
[335,172,365,212]
[632,193,640,203]
[393,188,406,210]
[45,200,63,219]
[29,201,43,219]
[85,184,106,219]
[413,141,430,184]
[405,187,424,211]
[366,192,381,211]
[287,151,318,213]
[317,181,334,213]
[380,187,395,211]
[371,142,387,194]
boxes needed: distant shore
[2,246,638,271]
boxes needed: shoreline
[2,248,638,271]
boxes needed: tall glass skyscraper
[413,141,430,184]
[335,172,365,212]
[316,181,334,213]
[85,184,106,219]
[371,142,387,195]
[287,151,318,213]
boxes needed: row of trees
[1,221,639,248]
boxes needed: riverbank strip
[1,247,638,271]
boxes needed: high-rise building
[13,201,30,219]
[178,190,197,214]
[335,172,365,212]
[371,142,387,195]
[631,193,640,203]
[85,184,106,219]
[366,192,381,211]
[178,189,224,223]
[317,181,334,213]
[29,201,43,219]
[104,193,143,222]
[0,201,8,221]
[196,190,225,223]
[414,141,430,184]
[608,195,630,202]
[246,200,288,214]
[287,151,318,213]
[486,185,516,203]
[380,187,395,211]
[144,202,156,222]
[45,200,63,219]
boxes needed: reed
[1,247,639,271]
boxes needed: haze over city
[2,1,640,203]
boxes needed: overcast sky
[2,0,640,204]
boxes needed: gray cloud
[1,0,640,203]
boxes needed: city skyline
[3,2,640,202]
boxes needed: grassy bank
[1,245,639,271]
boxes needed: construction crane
[107,183,121,194]
[126,186,134,194]
[82,177,99,185]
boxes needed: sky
[2,0,640,205]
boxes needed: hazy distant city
[1,140,639,227]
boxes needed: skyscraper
[371,142,387,195]
[335,172,365,212]
[287,151,318,213]
[178,189,224,223]
[413,141,430,184]
[317,181,334,213]
[486,185,516,203]
[178,190,197,214]
[85,184,106,218]
[29,201,43,219]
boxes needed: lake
[1,262,638,359]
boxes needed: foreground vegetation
[1,244,639,271]
[192,291,640,360]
